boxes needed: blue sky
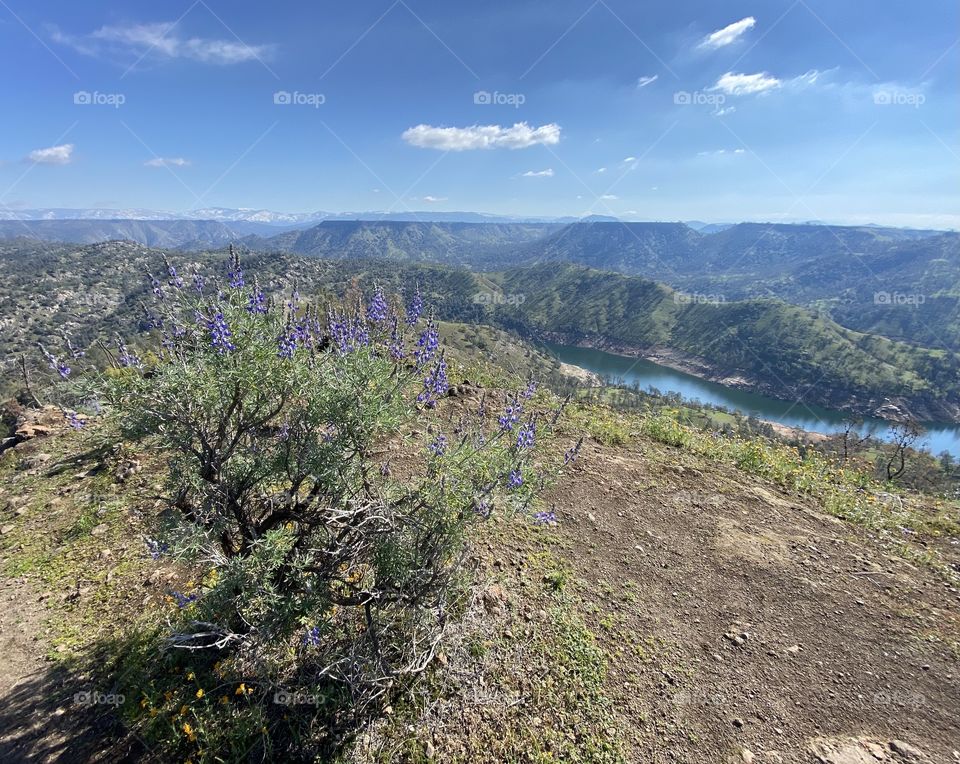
[1,0,957,227]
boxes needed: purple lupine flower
[563,437,584,465]
[328,310,350,353]
[406,287,423,326]
[62,334,85,359]
[146,538,169,559]
[428,434,448,456]
[141,304,163,330]
[115,337,143,369]
[147,273,164,299]
[388,315,405,361]
[227,249,244,289]
[286,287,301,312]
[474,498,492,519]
[516,421,536,450]
[414,321,439,366]
[522,379,538,400]
[303,626,322,647]
[164,258,184,289]
[206,311,236,354]
[417,356,449,406]
[367,288,388,323]
[64,411,85,429]
[350,315,370,348]
[507,469,524,489]
[247,280,268,314]
[192,272,205,295]
[533,510,557,526]
[39,344,71,379]
[277,326,297,359]
[171,591,198,608]
[498,399,522,432]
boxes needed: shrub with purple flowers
[45,248,576,759]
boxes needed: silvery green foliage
[58,250,573,737]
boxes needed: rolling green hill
[1,241,958,422]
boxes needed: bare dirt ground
[545,439,960,762]
[1,400,958,762]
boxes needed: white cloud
[622,156,637,163]
[600,194,618,200]
[712,71,781,96]
[713,105,736,116]
[696,148,746,157]
[402,122,561,151]
[27,143,74,164]
[636,75,658,88]
[422,195,447,203]
[699,17,756,50]
[595,167,607,174]
[521,168,554,177]
[145,157,190,167]
[52,22,271,65]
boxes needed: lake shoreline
[535,331,960,426]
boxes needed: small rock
[786,644,802,654]
[863,741,886,760]
[740,748,754,763]
[425,740,435,759]
[888,740,926,761]
[732,718,744,729]
[0,524,14,535]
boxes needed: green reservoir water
[545,342,960,459]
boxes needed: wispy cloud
[422,195,447,203]
[145,157,190,167]
[521,168,554,177]
[402,122,561,151]
[27,143,74,164]
[711,71,781,96]
[52,22,272,65]
[636,74,658,88]
[699,17,756,50]
[696,148,746,157]
[600,194,618,200]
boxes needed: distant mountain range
[2,216,958,352]
[0,207,619,226]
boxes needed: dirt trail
[546,442,960,762]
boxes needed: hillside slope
[497,264,960,421]
[0,396,957,762]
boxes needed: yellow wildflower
[195,689,204,699]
